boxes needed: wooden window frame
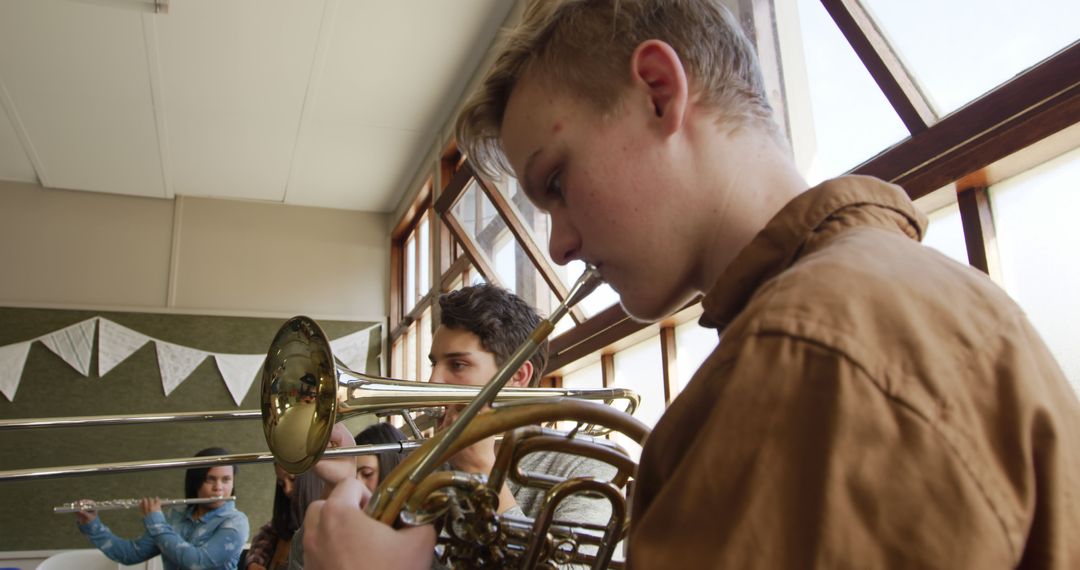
[819,0,939,133]
[659,326,677,405]
[436,162,587,324]
[957,187,1002,282]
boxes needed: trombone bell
[261,317,339,475]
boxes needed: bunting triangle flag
[214,354,265,406]
[98,318,153,376]
[155,341,209,396]
[329,325,375,372]
[39,317,97,377]
[0,341,32,401]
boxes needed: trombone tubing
[0,410,262,431]
[0,441,423,483]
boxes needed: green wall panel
[0,307,381,552]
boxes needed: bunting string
[0,317,380,405]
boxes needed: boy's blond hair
[456,0,775,179]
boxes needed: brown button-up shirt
[629,176,1080,568]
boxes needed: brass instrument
[262,313,638,474]
[365,267,651,569]
[53,496,235,514]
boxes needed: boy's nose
[548,212,581,265]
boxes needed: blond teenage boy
[303,1,1080,568]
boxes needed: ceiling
[0,0,515,212]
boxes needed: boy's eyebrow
[428,351,474,362]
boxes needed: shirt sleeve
[145,510,250,569]
[555,456,619,570]
[547,454,618,531]
[512,453,618,570]
[78,517,160,564]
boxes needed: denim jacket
[79,501,249,570]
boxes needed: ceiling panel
[156,0,325,202]
[316,1,513,132]
[0,0,164,197]
[287,0,514,211]
[286,121,426,211]
[0,0,515,212]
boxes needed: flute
[53,496,235,514]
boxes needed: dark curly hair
[438,284,548,387]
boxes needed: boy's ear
[631,39,689,136]
[508,361,534,388]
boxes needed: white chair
[36,549,118,570]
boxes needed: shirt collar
[700,175,927,330]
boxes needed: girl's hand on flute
[139,497,162,516]
[74,500,97,524]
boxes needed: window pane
[612,338,664,461]
[562,360,602,390]
[419,215,430,296]
[494,234,516,291]
[789,0,909,184]
[558,360,608,443]
[449,180,552,311]
[612,336,665,429]
[674,320,719,396]
[922,201,968,266]
[405,233,416,314]
[991,146,1080,395]
[862,0,1080,115]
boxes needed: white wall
[0,180,388,321]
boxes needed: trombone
[0,270,638,481]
